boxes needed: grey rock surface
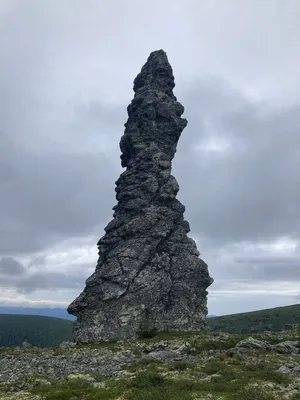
[67,49,213,342]
[21,342,32,349]
[278,364,300,377]
[59,341,77,350]
[235,337,272,351]
[234,337,299,356]
[0,339,202,382]
[271,341,299,355]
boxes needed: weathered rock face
[67,49,213,342]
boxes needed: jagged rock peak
[120,49,187,168]
[67,50,213,343]
[133,49,175,94]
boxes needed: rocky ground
[0,328,300,399]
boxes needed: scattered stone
[235,337,272,351]
[211,332,230,339]
[144,350,176,361]
[59,341,76,350]
[278,365,293,374]
[174,343,191,354]
[206,356,216,362]
[234,337,300,357]
[278,364,300,377]
[67,373,96,382]
[1,329,300,399]
[68,49,213,342]
[271,341,299,355]
[21,342,33,350]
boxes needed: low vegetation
[1,305,300,399]
[0,327,300,399]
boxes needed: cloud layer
[0,0,299,315]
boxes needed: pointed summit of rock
[120,49,186,168]
[132,49,175,94]
[67,50,213,342]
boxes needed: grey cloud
[0,257,26,275]
[0,140,119,254]
[1,0,300,316]
[27,256,47,268]
[205,245,300,285]
[0,0,299,259]
[1,77,300,257]
[233,256,300,281]
[16,269,87,294]
[0,256,91,294]
[175,81,300,246]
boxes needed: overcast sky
[0,0,299,316]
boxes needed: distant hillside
[0,307,76,320]
[2,304,299,348]
[0,314,73,348]
[207,304,300,334]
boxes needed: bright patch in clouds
[39,238,97,270]
[265,236,299,252]
[0,296,70,309]
[196,136,231,153]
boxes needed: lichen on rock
[67,49,213,342]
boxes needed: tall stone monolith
[67,49,213,342]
